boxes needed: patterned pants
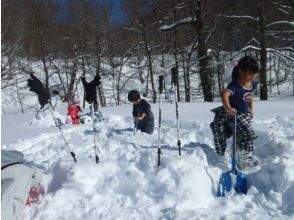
[210,107,257,155]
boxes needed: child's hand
[134,117,141,121]
[250,111,254,118]
[135,113,146,121]
[227,108,237,116]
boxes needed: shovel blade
[217,170,248,197]
[234,171,248,194]
[217,171,232,197]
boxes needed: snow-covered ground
[1,55,294,219]
[2,97,294,219]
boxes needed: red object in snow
[67,105,81,125]
[26,184,45,206]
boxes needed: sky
[58,0,126,25]
[109,0,125,24]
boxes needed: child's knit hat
[71,96,80,106]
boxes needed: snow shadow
[185,142,230,170]
[160,207,177,220]
[138,144,194,155]
[111,127,134,134]
[248,163,294,217]
[282,182,294,216]
[47,162,70,193]
[24,160,49,172]
[248,128,294,216]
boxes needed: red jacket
[67,105,81,125]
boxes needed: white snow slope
[2,99,294,220]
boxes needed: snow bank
[2,104,294,219]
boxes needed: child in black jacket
[128,90,154,134]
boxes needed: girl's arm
[222,90,237,115]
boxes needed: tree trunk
[173,13,180,102]
[182,51,190,102]
[185,63,191,102]
[292,71,294,96]
[116,58,123,105]
[275,57,280,95]
[196,0,213,102]
[80,55,87,108]
[16,76,24,113]
[258,0,268,100]
[185,39,197,103]
[94,34,106,106]
[137,54,145,84]
[142,25,156,103]
[269,52,272,94]
[161,53,165,68]
[217,64,224,97]
[96,67,106,107]
[216,48,224,96]
[66,58,78,102]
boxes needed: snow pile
[2,103,294,219]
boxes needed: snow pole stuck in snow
[217,114,247,197]
[48,104,77,163]
[157,75,165,167]
[171,67,181,156]
[91,103,99,163]
[27,73,77,163]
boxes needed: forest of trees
[2,0,294,107]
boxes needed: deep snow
[1,55,294,219]
[2,99,294,220]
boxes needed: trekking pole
[48,104,77,163]
[158,75,165,167]
[171,68,181,156]
[91,103,99,163]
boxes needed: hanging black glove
[27,73,51,109]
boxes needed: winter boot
[237,151,261,170]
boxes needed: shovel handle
[231,114,237,171]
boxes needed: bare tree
[160,0,213,102]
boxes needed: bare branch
[160,17,197,31]
[218,14,259,22]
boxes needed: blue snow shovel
[217,114,247,197]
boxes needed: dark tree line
[2,0,294,107]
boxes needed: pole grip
[157,148,161,167]
[71,152,77,163]
[95,155,99,164]
[177,140,181,156]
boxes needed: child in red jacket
[65,97,81,125]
